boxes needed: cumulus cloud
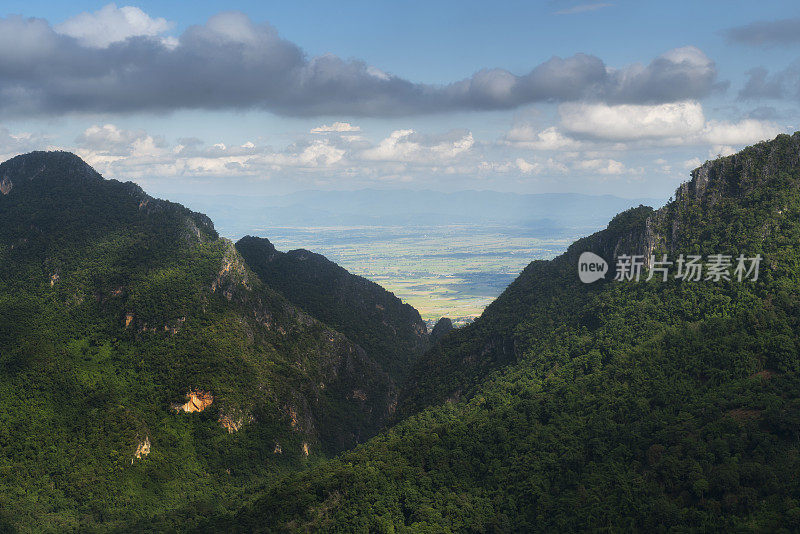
[0,127,51,161]
[515,158,537,173]
[559,101,706,140]
[683,157,702,170]
[55,4,174,48]
[552,101,782,146]
[701,119,782,145]
[0,7,722,117]
[77,123,156,152]
[503,125,582,150]
[361,129,474,163]
[574,158,628,175]
[478,156,568,176]
[724,18,800,47]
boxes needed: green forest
[3,134,800,532]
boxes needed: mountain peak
[0,151,102,196]
[678,131,800,205]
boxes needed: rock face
[0,176,11,195]
[601,132,800,268]
[133,437,151,461]
[218,412,247,433]
[174,390,214,413]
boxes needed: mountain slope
[235,235,429,383]
[0,152,397,531]
[215,133,800,532]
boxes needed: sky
[1,1,799,200]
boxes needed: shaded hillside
[236,235,429,382]
[0,152,397,531]
[214,133,800,532]
[429,317,454,344]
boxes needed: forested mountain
[208,133,800,531]
[0,152,407,531]
[235,235,429,383]
[6,133,800,532]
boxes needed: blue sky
[1,1,799,199]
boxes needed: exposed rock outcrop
[174,390,214,413]
[132,437,150,464]
[606,133,800,269]
[0,176,12,195]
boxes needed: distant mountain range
[171,189,665,237]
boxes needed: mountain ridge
[236,235,430,384]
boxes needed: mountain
[0,152,403,531]
[235,236,429,383]
[429,317,454,344]
[213,133,800,532]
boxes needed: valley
[249,224,577,325]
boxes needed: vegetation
[5,132,800,532]
[236,235,429,383]
[0,152,398,531]
[203,133,800,531]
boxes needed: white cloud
[78,123,149,151]
[516,158,536,173]
[310,122,361,134]
[559,101,706,141]
[503,126,582,150]
[479,157,568,176]
[366,65,390,81]
[55,4,173,48]
[709,145,737,158]
[361,129,474,163]
[553,101,782,151]
[701,119,782,146]
[574,158,628,175]
[262,140,346,167]
[683,157,703,170]
[69,124,478,180]
[0,127,51,161]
